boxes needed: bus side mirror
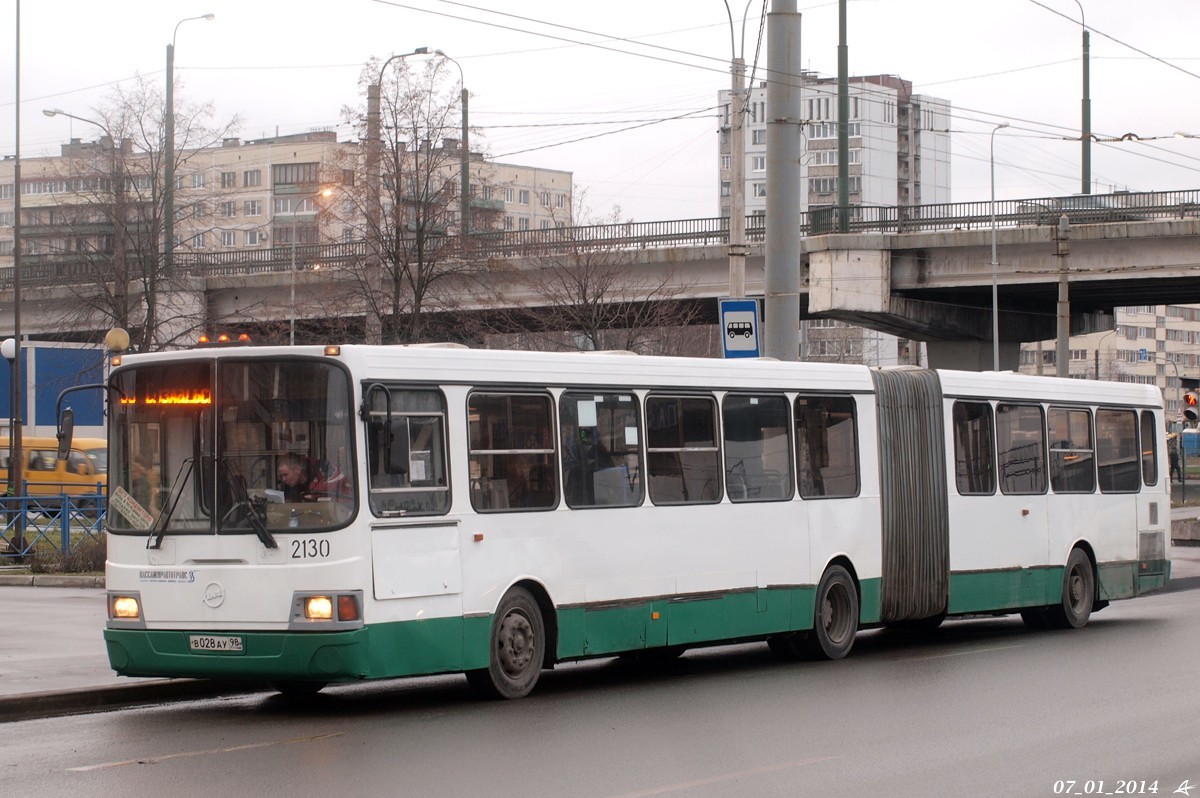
[57,408,74,461]
[369,419,409,476]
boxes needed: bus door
[948,401,1050,614]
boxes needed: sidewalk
[1,541,1199,723]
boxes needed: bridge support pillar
[926,339,1022,372]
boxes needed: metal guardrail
[0,493,105,560]
[4,189,1200,287]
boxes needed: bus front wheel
[806,565,859,660]
[466,587,546,700]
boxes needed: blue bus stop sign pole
[720,298,761,359]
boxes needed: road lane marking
[67,732,344,772]
[603,756,841,798]
[912,643,1025,661]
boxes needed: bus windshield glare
[107,358,355,536]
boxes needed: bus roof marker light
[324,346,341,357]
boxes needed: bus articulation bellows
[99,345,1171,699]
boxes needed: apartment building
[0,131,572,269]
[717,73,951,366]
[1020,304,1200,428]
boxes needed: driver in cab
[277,454,313,502]
[277,453,351,502]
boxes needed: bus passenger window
[1096,408,1139,493]
[559,392,643,509]
[795,396,859,498]
[1048,407,1095,493]
[366,388,450,516]
[996,403,1046,495]
[646,395,721,505]
[953,401,996,495]
[468,393,557,512]
[1140,410,1158,487]
[722,394,793,502]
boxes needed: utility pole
[1055,214,1071,378]
[729,55,747,298]
[763,0,803,361]
[836,0,849,233]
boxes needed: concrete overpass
[3,189,1199,370]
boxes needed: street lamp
[365,47,429,343]
[164,13,214,279]
[989,122,1009,372]
[722,0,753,298]
[433,50,470,247]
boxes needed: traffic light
[1186,391,1199,422]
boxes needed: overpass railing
[5,189,1199,287]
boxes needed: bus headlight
[111,595,140,619]
[106,591,146,629]
[305,596,334,620]
[289,591,364,630]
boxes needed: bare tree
[36,74,238,351]
[330,57,498,344]
[478,203,710,356]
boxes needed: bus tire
[466,586,545,700]
[805,564,859,660]
[1046,548,1095,629]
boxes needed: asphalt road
[3,585,1198,798]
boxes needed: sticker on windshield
[110,486,155,530]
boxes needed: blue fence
[0,493,106,559]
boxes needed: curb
[0,679,267,723]
[0,574,104,588]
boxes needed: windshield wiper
[147,458,195,550]
[218,459,278,549]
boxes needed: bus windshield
[107,357,355,536]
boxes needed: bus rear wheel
[1046,548,1095,629]
[466,587,546,700]
[805,564,859,660]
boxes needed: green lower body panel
[948,568,1062,614]
[556,585,837,659]
[106,614,479,683]
[107,560,1164,683]
[947,558,1172,615]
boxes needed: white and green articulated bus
[99,343,1172,699]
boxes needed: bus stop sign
[720,298,761,359]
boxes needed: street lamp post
[164,13,214,279]
[989,122,1009,371]
[366,47,429,344]
[2,337,22,553]
[433,50,469,248]
[10,0,24,549]
[44,108,131,345]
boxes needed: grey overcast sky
[3,0,1200,221]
